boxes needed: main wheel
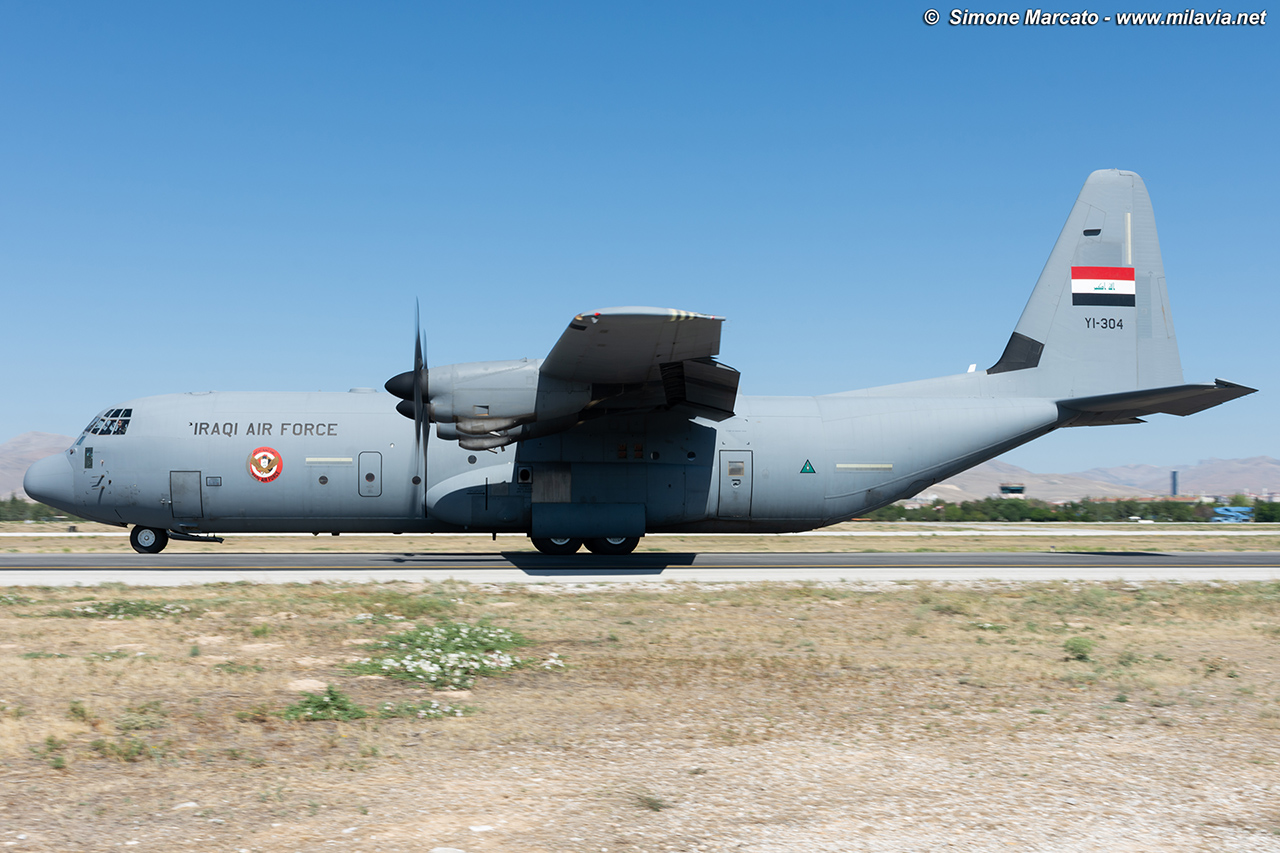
[584,536,639,556]
[130,526,169,554]
[531,537,582,556]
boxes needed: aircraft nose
[23,453,74,511]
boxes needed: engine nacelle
[425,359,592,448]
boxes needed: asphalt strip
[2,551,1278,586]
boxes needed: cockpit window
[86,407,133,436]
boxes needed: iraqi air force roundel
[247,447,282,482]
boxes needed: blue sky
[1,3,1275,472]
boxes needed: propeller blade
[413,299,429,516]
[413,300,425,461]
[386,299,430,516]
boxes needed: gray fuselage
[40,383,1060,536]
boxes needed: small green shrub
[213,662,265,674]
[116,702,166,731]
[30,735,69,768]
[634,792,672,811]
[349,622,526,689]
[1201,656,1229,676]
[85,651,136,662]
[280,685,367,722]
[350,613,409,626]
[90,737,162,762]
[22,651,69,659]
[1063,636,1096,661]
[376,699,470,719]
[327,589,455,621]
[1058,672,1099,687]
[47,600,193,619]
[235,705,273,723]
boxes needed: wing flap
[660,357,741,417]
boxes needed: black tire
[130,526,169,554]
[531,537,582,556]
[584,536,640,556]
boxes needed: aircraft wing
[542,307,725,384]
[541,307,739,416]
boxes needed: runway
[2,551,1278,586]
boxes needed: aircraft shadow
[1057,551,1172,558]
[501,552,699,576]
[377,552,519,565]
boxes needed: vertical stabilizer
[989,170,1183,398]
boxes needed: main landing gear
[531,537,582,555]
[130,526,169,554]
[530,536,640,556]
[585,537,640,555]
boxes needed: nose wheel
[130,526,169,554]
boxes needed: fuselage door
[717,450,753,518]
[170,471,204,518]
[73,445,102,508]
[358,452,382,497]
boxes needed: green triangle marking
[800,460,816,474]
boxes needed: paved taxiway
[1,551,1278,586]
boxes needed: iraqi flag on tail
[1071,266,1135,307]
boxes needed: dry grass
[1,579,1279,850]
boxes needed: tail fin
[989,169,1183,397]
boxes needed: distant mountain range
[0,430,1275,506]
[921,456,1280,503]
[1070,457,1280,498]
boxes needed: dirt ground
[1,579,1279,852]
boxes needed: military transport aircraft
[24,170,1255,554]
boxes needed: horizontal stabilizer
[1059,379,1256,427]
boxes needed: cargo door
[170,471,204,518]
[717,451,753,518]
[358,452,382,497]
